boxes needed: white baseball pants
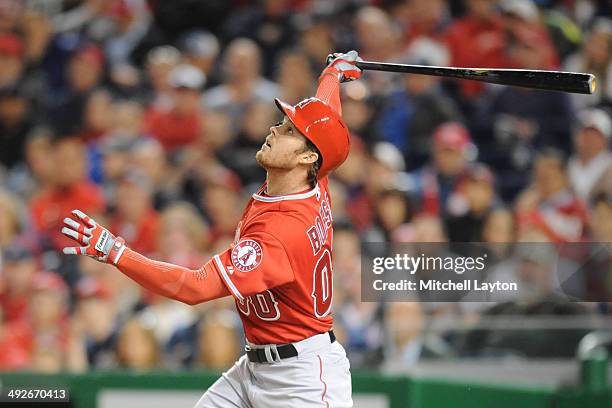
[194,332,353,407]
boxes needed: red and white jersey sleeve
[210,182,335,345]
[213,231,295,301]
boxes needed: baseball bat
[355,61,596,94]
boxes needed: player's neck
[265,169,312,196]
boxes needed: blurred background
[0,0,611,406]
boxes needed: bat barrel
[355,61,596,95]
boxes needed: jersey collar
[252,183,320,202]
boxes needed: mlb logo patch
[231,239,263,272]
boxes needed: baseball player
[60,51,362,407]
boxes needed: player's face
[256,116,316,170]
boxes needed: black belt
[246,331,336,363]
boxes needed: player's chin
[255,150,267,166]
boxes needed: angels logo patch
[231,239,263,272]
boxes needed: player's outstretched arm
[316,50,362,116]
[61,209,230,305]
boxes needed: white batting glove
[323,50,363,83]
[61,209,127,265]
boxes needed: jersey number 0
[237,250,334,321]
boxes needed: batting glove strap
[322,50,362,83]
[61,209,127,265]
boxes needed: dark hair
[302,137,322,187]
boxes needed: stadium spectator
[29,136,105,252]
[333,144,368,229]
[31,344,64,373]
[178,30,220,83]
[116,316,160,371]
[383,302,424,367]
[295,8,334,73]
[367,188,414,242]
[444,0,508,99]
[444,163,499,242]
[564,18,612,110]
[277,50,316,105]
[379,38,462,168]
[203,38,279,130]
[155,202,210,268]
[110,169,160,255]
[139,203,209,336]
[590,192,612,242]
[411,122,474,217]
[194,310,241,370]
[51,0,112,36]
[390,213,450,248]
[473,28,575,201]
[576,192,612,302]
[0,0,24,34]
[103,0,152,67]
[16,127,55,199]
[326,179,350,226]
[333,225,385,368]
[0,87,34,170]
[355,6,400,63]
[79,88,113,142]
[516,149,589,243]
[200,110,232,155]
[144,45,181,111]
[0,244,36,323]
[25,272,70,371]
[341,81,379,147]
[0,306,31,370]
[200,179,242,243]
[355,141,407,234]
[49,43,105,137]
[130,138,176,209]
[0,33,25,90]
[568,108,612,201]
[354,6,401,94]
[99,134,136,203]
[143,64,205,152]
[0,189,22,249]
[482,208,516,258]
[221,0,296,77]
[219,102,274,188]
[73,277,121,369]
[20,10,53,66]
[76,254,141,320]
[110,99,145,140]
[499,0,559,70]
[392,0,449,46]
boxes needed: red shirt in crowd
[143,108,201,151]
[110,209,160,255]
[30,182,105,250]
[0,294,29,323]
[0,320,32,370]
[444,16,508,97]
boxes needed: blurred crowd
[0,0,611,373]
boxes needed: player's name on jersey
[372,279,518,293]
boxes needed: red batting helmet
[274,97,350,179]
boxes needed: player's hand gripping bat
[355,60,596,94]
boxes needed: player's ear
[298,150,319,166]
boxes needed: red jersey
[211,178,335,344]
[143,108,200,151]
[30,181,105,251]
